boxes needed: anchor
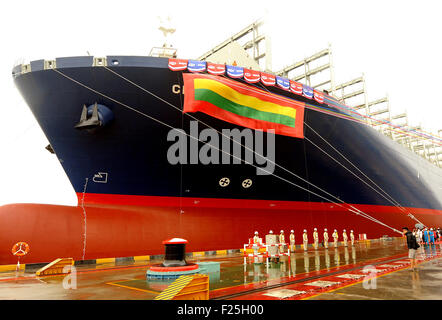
[75,103,101,130]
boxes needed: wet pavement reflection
[0,238,440,300]
[309,242,442,300]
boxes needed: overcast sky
[0,0,441,206]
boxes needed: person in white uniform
[289,230,295,253]
[313,228,319,250]
[279,230,286,254]
[323,228,329,249]
[279,230,285,244]
[342,229,348,247]
[333,229,339,248]
[303,229,308,251]
[252,231,261,264]
[253,231,260,244]
[350,230,355,246]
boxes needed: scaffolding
[198,20,442,168]
[275,44,335,93]
[198,18,271,72]
[333,74,442,167]
[333,75,369,123]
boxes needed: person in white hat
[279,230,285,244]
[350,230,355,246]
[332,229,339,248]
[279,230,286,255]
[253,231,260,244]
[303,229,308,251]
[416,228,423,244]
[290,230,295,252]
[313,228,319,250]
[323,228,329,249]
[342,229,348,247]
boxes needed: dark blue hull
[12,56,442,211]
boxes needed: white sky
[0,0,441,206]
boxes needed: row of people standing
[413,227,441,245]
[253,229,356,251]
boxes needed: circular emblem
[12,242,30,257]
[219,177,230,187]
[242,179,253,188]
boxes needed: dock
[0,238,441,300]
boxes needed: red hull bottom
[1,195,441,265]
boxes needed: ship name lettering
[172,84,183,94]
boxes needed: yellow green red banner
[183,73,305,138]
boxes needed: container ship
[1,41,442,265]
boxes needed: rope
[103,67,370,216]
[80,177,88,260]
[247,81,423,227]
[304,123,425,226]
[324,97,442,146]
[51,68,403,234]
[104,67,401,229]
[304,136,424,227]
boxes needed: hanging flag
[260,72,276,86]
[183,73,305,138]
[207,63,226,75]
[168,59,188,71]
[187,60,206,73]
[302,85,313,99]
[226,65,244,78]
[244,68,261,83]
[276,76,290,90]
[314,90,324,104]
[290,80,303,95]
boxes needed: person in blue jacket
[423,228,429,245]
[429,228,435,244]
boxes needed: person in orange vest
[289,230,295,252]
[350,230,355,246]
[333,229,339,248]
[342,229,348,247]
[313,228,319,250]
[323,228,329,249]
[303,229,308,251]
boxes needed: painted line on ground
[106,281,159,295]
[301,253,442,300]
[210,251,409,299]
[215,249,442,300]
